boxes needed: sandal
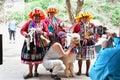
[24,74,33,79]
[34,73,39,77]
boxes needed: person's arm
[73,23,80,33]
[8,22,10,31]
[42,22,49,36]
[52,42,74,57]
[20,20,31,37]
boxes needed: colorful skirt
[21,41,47,64]
[76,46,95,60]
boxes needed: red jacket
[20,20,49,36]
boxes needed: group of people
[20,6,71,80]
[20,6,120,80]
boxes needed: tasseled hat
[46,6,58,14]
[75,12,94,22]
[29,7,45,20]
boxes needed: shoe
[86,73,89,77]
[9,41,12,44]
[13,41,15,44]
[24,74,33,79]
[76,71,81,75]
[51,74,61,80]
[34,72,39,77]
[49,69,53,73]
[46,69,53,73]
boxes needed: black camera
[94,25,108,37]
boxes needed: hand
[101,40,107,48]
[24,33,30,38]
[49,32,53,35]
[36,28,42,34]
[69,43,76,49]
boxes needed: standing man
[8,19,17,43]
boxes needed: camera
[94,25,108,37]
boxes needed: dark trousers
[9,30,15,40]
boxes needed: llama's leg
[64,64,69,78]
[69,63,76,77]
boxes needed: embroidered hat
[75,12,94,22]
[46,6,58,14]
[29,7,45,19]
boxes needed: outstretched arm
[52,42,75,57]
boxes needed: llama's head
[65,33,80,48]
[71,33,80,46]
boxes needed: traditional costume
[73,12,98,60]
[20,8,49,64]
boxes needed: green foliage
[94,16,103,21]
[24,0,37,3]
[101,3,111,12]
[39,0,50,10]
[6,0,120,27]
[83,0,93,9]
[110,7,120,26]
[7,11,25,23]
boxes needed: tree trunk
[66,0,75,25]
[76,0,84,16]
[110,0,114,3]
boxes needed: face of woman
[61,37,66,45]
[49,12,55,18]
[33,15,40,23]
[81,17,89,24]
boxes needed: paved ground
[0,23,95,80]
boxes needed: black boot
[49,69,53,73]
[51,74,61,80]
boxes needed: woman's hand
[69,43,76,49]
[36,28,43,34]
[23,32,30,38]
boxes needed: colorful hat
[29,7,45,20]
[57,31,67,39]
[46,6,58,14]
[75,12,94,22]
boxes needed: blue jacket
[89,37,120,80]
[8,20,17,31]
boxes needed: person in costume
[73,12,99,76]
[44,6,62,45]
[89,28,120,80]
[20,7,49,79]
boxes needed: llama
[61,33,80,77]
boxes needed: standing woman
[73,12,99,76]
[20,7,49,79]
[44,6,62,45]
